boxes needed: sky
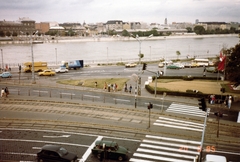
[0,0,240,24]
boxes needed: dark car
[37,145,78,162]
[92,140,129,161]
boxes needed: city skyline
[0,0,240,24]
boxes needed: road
[0,65,239,162]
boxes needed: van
[204,154,227,162]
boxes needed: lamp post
[107,47,109,65]
[149,46,152,61]
[1,49,3,71]
[31,31,38,84]
[131,34,153,96]
[55,48,57,65]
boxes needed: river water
[0,35,239,66]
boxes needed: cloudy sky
[1,0,240,24]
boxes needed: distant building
[123,22,131,30]
[0,17,35,36]
[131,22,141,30]
[106,20,123,31]
[195,19,199,24]
[197,22,230,30]
[165,18,167,25]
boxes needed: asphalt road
[0,65,239,162]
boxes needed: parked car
[38,69,56,76]
[174,63,185,69]
[166,64,181,69]
[125,62,137,68]
[92,140,129,161]
[206,67,218,73]
[203,154,227,162]
[158,62,164,68]
[184,62,199,68]
[0,72,12,78]
[55,67,69,73]
[162,60,173,65]
[37,145,78,162]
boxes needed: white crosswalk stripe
[130,135,201,162]
[154,116,204,132]
[130,115,203,162]
[166,103,206,118]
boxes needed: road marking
[84,95,100,98]
[0,138,89,147]
[132,153,192,162]
[130,135,200,162]
[129,158,155,162]
[60,92,75,95]
[167,103,205,117]
[32,90,48,93]
[43,134,71,138]
[113,98,130,102]
[81,136,103,162]
[146,135,201,145]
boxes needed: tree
[176,51,181,60]
[186,27,193,33]
[194,26,206,35]
[122,29,129,37]
[225,44,240,83]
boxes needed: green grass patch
[57,78,129,91]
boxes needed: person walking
[228,96,232,109]
[5,87,9,97]
[1,88,5,97]
[129,84,132,94]
[124,83,128,92]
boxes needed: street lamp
[55,48,57,65]
[107,47,109,65]
[1,49,3,71]
[31,30,38,84]
[131,34,153,96]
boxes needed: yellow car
[125,62,137,68]
[38,69,56,76]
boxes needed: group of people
[103,82,118,92]
[1,87,9,98]
[209,94,233,109]
[124,83,133,94]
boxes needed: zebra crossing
[130,135,201,162]
[166,102,206,118]
[130,116,204,162]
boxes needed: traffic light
[198,98,206,111]
[142,63,147,70]
[148,102,153,109]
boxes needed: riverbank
[0,34,238,44]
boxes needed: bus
[23,61,48,72]
[192,58,209,67]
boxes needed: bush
[183,75,194,81]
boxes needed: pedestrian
[129,84,132,94]
[210,94,215,104]
[5,87,9,97]
[95,82,97,88]
[228,96,232,109]
[124,83,128,92]
[203,66,206,77]
[225,95,229,107]
[1,88,5,97]
[103,82,107,91]
[115,83,118,92]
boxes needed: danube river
[0,34,239,66]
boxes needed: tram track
[0,98,239,145]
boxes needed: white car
[55,67,68,73]
[125,62,137,68]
